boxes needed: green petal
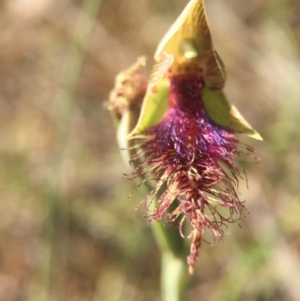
[128,52,173,139]
[127,78,169,139]
[202,87,262,140]
[154,0,226,89]
[154,0,211,62]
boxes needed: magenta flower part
[107,0,262,275]
[128,74,256,274]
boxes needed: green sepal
[202,87,262,140]
[127,79,169,139]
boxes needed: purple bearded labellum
[110,0,262,274]
[128,74,258,274]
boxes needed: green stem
[149,199,188,301]
[145,178,189,301]
[161,251,188,301]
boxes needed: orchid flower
[108,0,261,275]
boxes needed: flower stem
[149,197,188,301]
[161,251,188,301]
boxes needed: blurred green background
[0,0,300,300]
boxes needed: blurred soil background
[0,0,300,300]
